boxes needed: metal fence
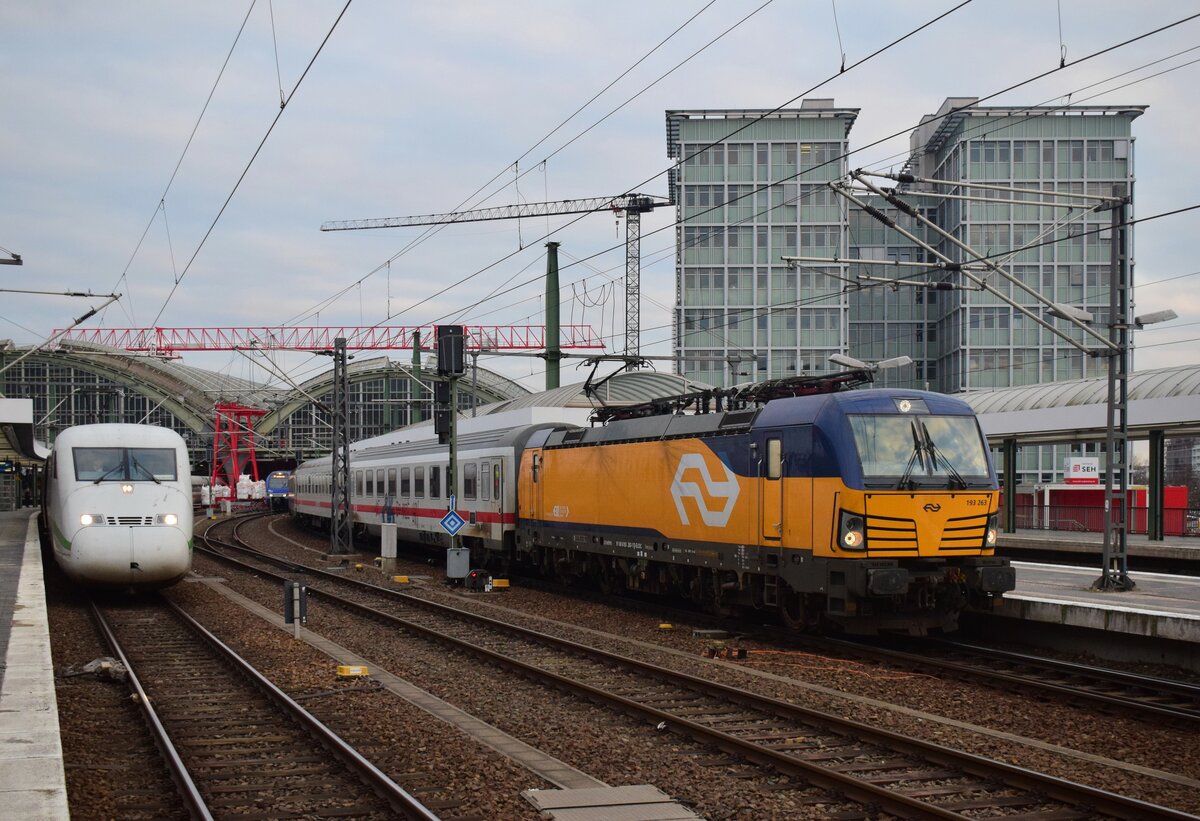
[1014,503,1200,536]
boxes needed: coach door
[760,436,783,541]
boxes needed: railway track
[198,516,1196,820]
[90,592,439,820]
[836,635,1200,726]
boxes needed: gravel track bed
[166,578,546,820]
[45,570,187,820]
[192,549,862,820]
[244,515,1200,813]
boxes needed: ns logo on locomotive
[293,369,1015,635]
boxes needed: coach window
[400,467,411,497]
[766,438,782,480]
[430,465,441,499]
[355,471,363,497]
[365,470,375,497]
[493,463,502,499]
[414,466,425,498]
[376,469,385,496]
[463,462,477,500]
[480,462,490,501]
[387,468,396,497]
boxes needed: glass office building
[667,97,1145,484]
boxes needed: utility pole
[545,241,561,390]
[436,325,468,582]
[328,337,353,555]
[1096,190,1133,591]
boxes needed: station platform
[0,510,69,820]
[984,559,1200,662]
[998,528,1200,564]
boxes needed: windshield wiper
[128,454,162,484]
[920,422,968,490]
[896,419,927,490]
[93,462,124,485]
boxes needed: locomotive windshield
[848,414,991,488]
[74,447,178,483]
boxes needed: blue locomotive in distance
[265,470,292,512]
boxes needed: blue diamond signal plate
[440,509,466,536]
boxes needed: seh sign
[1064,457,1100,485]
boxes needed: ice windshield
[74,447,178,482]
[848,414,991,487]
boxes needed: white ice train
[40,423,194,589]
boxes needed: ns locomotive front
[518,386,1015,634]
[41,423,194,589]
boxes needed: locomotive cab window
[766,438,782,480]
[849,413,991,488]
[74,447,177,482]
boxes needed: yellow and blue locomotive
[516,381,1014,634]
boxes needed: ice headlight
[121,483,134,494]
[157,513,179,526]
[79,513,105,526]
[838,510,867,551]
[985,513,999,548]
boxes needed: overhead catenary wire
[359,1,979,332]
[110,0,260,319]
[149,0,354,328]
[448,43,1200,338]
[412,7,1196,336]
[279,0,721,327]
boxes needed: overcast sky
[4,1,1199,394]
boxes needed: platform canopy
[961,364,1200,444]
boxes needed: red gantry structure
[50,325,604,358]
[211,403,268,491]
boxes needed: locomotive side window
[766,438,782,480]
[463,462,478,499]
[414,466,425,498]
[480,462,490,501]
[387,468,396,497]
[400,467,411,497]
[532,453,540,482]
[430,465,441,499]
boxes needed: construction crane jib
[320,194,665,359]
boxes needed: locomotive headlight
[121,483,134,495]
[985,513,999,548]
[79,513,104,526]
[838,510,867,551]
[157,513,179,526]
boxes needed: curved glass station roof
[960,364,1200,442]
